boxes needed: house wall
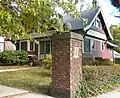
[83,37,113,60]
[0,36,4,52]
[91,39,112,60]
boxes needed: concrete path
[0,85,54,98]
[0,85,28,97]
[15,93,54,98]
[0,67,38,72]
[91,87,120,98]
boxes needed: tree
[0,0,81,40]
[110,25,120,52]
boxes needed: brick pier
[51,32,83,98]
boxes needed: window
[84,38,90,53]
[30,42,34,51]
[91,39,96,50]
[46,41,50,54]
[93,18,101,28]
[101,41,104,51]
[21,41,27,51]
[40,41,45,54]
[40,41,51,54]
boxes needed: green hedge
[115,58,120,64]
[83,57,113,66]
[0,50,28,65]
[76,66,120,98]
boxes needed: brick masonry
[51,32,83,98]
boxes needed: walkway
[0,85,54,98]
[0,67,38,72]
[91,87,120,98]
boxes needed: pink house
[16,7,117,61]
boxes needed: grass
[0,67,52,94]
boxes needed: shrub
[76,66,120,98]
[83,57,113,66]
[115,58,120,64]
[42,54,52,70]
[0,50,28,65]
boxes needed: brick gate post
[51,32,83,98]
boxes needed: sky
[82,0,120,26]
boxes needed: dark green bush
[115,58,120,64]
[0,50,28,65]
[76,66,120,98]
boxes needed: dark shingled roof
[63,8,99,30]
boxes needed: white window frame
[30,41,35,51]
[91,39,96,50]
[101,41,105,51]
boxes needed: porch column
[51,32,83,98]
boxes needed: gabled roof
[63,7,113,40]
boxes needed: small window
[101,41,104,51]
[84,38,90,53]
[91,39,96,50]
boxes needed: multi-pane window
[40,41,51,54]
[91,39,96,50]
[21,41,27,51]
[84,38,90,53]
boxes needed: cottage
[16,7,117,61]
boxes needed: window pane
[40,41,44,54]
[101,42,104,50]
[21,42,27,51]
[84,38,90,52]
[16,42,19,50]
[46,41,50,54]
[91,39,95,50]
[30,42,33,50]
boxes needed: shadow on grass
[27,84,50,94]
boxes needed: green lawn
[0,67,52,94]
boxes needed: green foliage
[115,58,120,64]
[0,0,80,40]
[0,50,28,65]
[76,66,120,98]
[43,54,52,70]
[110,25,120,52]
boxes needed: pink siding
[91,40,112,60]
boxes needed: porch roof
[107,41,118,48]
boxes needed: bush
[83,57,113,66]
[42,54,52,70]
[0,50,28,65]
[76,66,120,98]
[115,58,120,64]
